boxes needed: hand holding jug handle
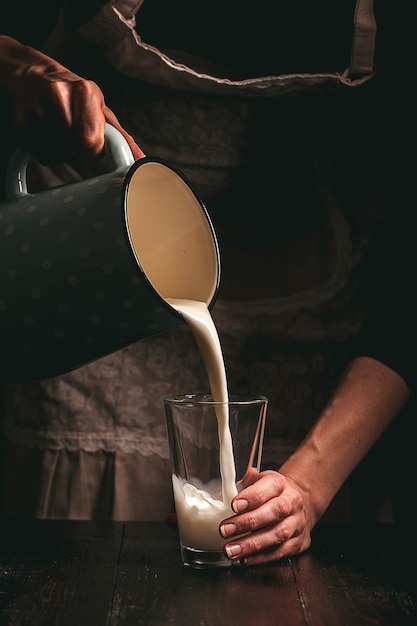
[5,123,135,201]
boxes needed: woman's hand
[0,35,145,164]
[220,468,315,566]
[220,358,410,566]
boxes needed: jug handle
[5,123,135,200]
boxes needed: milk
[166,298,237,550]
[171,475,233,550]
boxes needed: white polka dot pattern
[0,165,182,383]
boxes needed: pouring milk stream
[166,298,238,549]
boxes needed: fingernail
[232,498,248,513]
[220,523,236,538]
[225,543,242,559]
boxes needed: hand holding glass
[164,393,268,568]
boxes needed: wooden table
[0,520,414,625]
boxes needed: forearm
[279,356,410,523]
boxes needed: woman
[0,0,413,565]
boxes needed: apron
[3,0,393,523]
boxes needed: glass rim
[163,393,268,406]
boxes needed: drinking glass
[164,393,268,568]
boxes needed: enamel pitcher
[0,124,220,382]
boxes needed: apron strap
[349,0,376,76]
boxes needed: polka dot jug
[0,124,220,382]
